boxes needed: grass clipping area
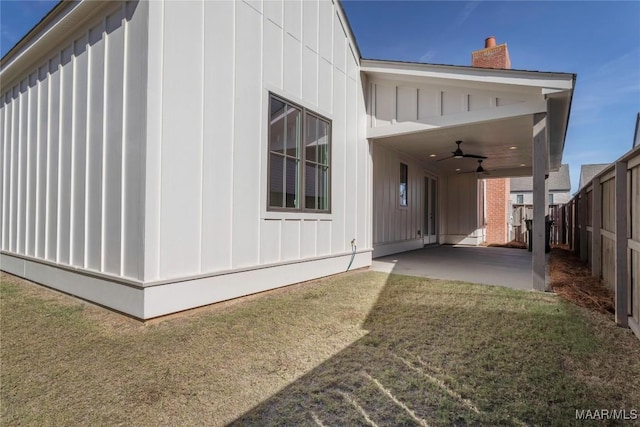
[549,246,615,315]
[2,269,640,426]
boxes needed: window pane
[318,166,329,210]
[269,98,286,155]
[269,153,284,208]
[318,120,329,165]
[305,115,317,163]
[400,163,408,206]
[285,157,298,208]
[305,162,317,209]
[267,94,329,212]
[286,107,301,158]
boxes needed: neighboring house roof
[510,163,571,192]
[634,112,640,148]
[578,163,609,190]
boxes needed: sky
[341,0,640,194]
[2,0,639,194]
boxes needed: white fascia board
[0,1,116,91]
[361,59,574,92]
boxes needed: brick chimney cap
[485,36,496,48]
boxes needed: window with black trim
[548,193,554,205]
[400,163,408,206]
[268,94,331,212]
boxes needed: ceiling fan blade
[436,155,455,162]
[458,169,491,175]
[462,153,488,159]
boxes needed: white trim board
[2,250,372,320]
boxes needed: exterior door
[424,176,438,244]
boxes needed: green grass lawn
[2,270,639,426]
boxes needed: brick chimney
[471,36,511,70]
[473,37,511,244]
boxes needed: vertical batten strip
[33,68,43,258]
[15,84,23,253]
[24,78,31,255]
[84,30,92,268]
[139,0,163,281]
[9,89,13,251]
[27,72,38,256]
[44,64,51,259]
[70,42,77,265]
[1,95,7,251]
[56,51,64,263]
[86,19,105,272]
[198,0,205,274]
[0,96,4,251]
[100,16,109,272]
[229,0,236,266]
[155,0,166,279]
[120,3,128,277]
[11,86,17,252]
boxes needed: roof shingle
[510,164,571,192]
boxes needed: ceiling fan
[459,159,491,175]
[437,140,487,162]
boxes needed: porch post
[532,113,547,291]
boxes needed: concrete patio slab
[371,245,533,290]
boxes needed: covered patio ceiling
[362,59,575,178]
[375,115,535,177]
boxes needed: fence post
[560,204,567,245]
[615,161,629,327]
[567,201,573,249]
[580,188,588,262]
[592,177,602,278]
[574,198,581,255]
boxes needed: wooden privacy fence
[512,204,566,246]
[565,145,640,340]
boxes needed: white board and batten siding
[1,1,148,316]
[370,79,487,254]
[371,143,429,257]
[369,80,531,130]
[141,0,370,317]
[1,0,371,319]
[442,173,483,245]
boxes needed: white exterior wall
[370,142,482,254]
[140,0,371,315]
[441,173,482,245]
[368,78,487,253]
[1,1,148,285]
[371,143,431,257]
[1,0,371,319]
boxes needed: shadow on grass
[229,273,615,426]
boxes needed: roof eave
[361,58,575,90]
